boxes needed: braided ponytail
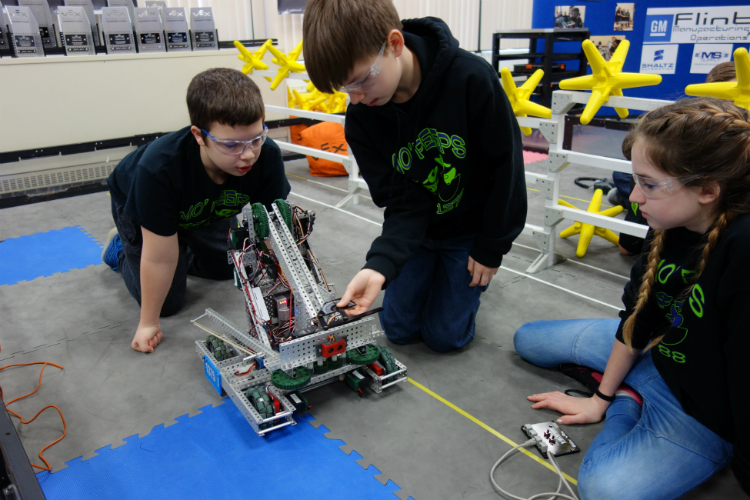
[695,211,736,281]
[622,231,665,350]
[624,213,737,351]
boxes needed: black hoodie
[615,216,750,494]
[345,17,527,285]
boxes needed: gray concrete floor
[0,157,742,499]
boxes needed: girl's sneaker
[559,363,642,405]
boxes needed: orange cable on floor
[0,361,66,471]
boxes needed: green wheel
[379,346,400,375]
[206,335,234,361]
[328,355,344,370]
[251,203,269,239]
[274,199,293,231]
[346,344,381,366]
[271,367,311,391]
[312,360,328,375]
[245,387,275,429]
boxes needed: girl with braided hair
[514,97,750,499]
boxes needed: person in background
[706,61,737,84]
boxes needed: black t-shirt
[108,126,291,236]
[619,176,647,255]
[615,215,750,493]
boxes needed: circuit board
[194,201,408,435]
[522,421,580,459]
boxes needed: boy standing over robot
[303,0,527,352]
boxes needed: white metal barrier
[262,69,367,208]
[516,90,671,273]
[267,85,668,273]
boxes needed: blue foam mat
[0,226,103,286]
[37,401,409,500]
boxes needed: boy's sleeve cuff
[363,255,396,288]
[468,245,503,269]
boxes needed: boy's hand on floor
[131,324,163,353]
[337,269,386,316]
[467,256,498,287]
[527,391,609,425]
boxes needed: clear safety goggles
[202,125,268,155]
[339,41,386,93]
[632,173,703,199]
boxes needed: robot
[194,200,407,436]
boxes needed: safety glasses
[339,41,387,93]
[201,125,268,155]
[632,173,703,199]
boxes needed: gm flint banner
[644,6,750,44]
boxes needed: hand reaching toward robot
[467,256,498,287]
[131,324,163,353]
[337,269,386,316]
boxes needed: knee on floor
[159,297,185,317]
[512,320,547,360]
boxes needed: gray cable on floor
[490,438,579,500]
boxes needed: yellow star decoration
[234,39,271,75]
[319,90,347,113]
[559,189,624,258]
[265,40,306,91]
[288,86,347,114]
[685,48,750,111]
[500,68,552,135]
[559,39,662,125]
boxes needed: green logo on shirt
[651,260,707,365]
[178,190,250,229]
[391,127,467,215]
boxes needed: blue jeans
[379,234,486,353]
[111,197,234,317]
[513,319,733,500]
[612,171,633,200]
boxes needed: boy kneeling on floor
[103,68,290,353]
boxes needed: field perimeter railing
[515,90,670,273]
[268,85,669,273]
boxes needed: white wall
[0,51,286,152]
[134,0,256,40]
[479,0,534,51]
[134,0,532,53]
[393,0,481,51]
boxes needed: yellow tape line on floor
[284,173,580,484]
[407,377,578,485]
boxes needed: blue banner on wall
[644,7,750,44]
[532,0,750,101]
